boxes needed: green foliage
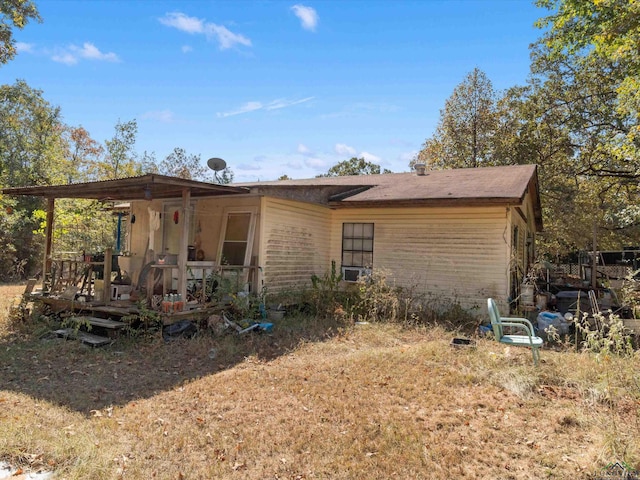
[122,301,162,339]
[416,68,498,169]
[575,312,635,357]
[307,264,478,331]
[101,119,140,179]
[60,315,92,336]
[310,260,345,317]
[351,269,399,322]
[536,0,640,131]
[63,125,104,182]
[0,0,41,64]
[213,166,234,184]
[317,157,392,177]
[156,147,208,180]
[0,80,68,279]
[0,80,67,186]
[529,0,640,255]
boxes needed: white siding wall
[330,206,511,312]
[260,198,332,292]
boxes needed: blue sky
[1,0,545,182]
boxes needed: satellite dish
[207,157,227,171]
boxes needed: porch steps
[54,328,112,347]
[53,316,126,347]
[68,315,126,330]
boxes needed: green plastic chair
[487,298,543,366]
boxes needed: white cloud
[217,97,313,117]
[141,110,175,123]
[360,151,381,164]
[334,143,356,156]
[159,12,204,34]
[160,12,251,50]
[284,160,304,170]
[73,43,119,61]
[181,45,193,53]
[291,4,319,32]
[297,143,313,156]
[398,150,418,164]
[217,101,263,118]
[237,162,262,171]
[266,96,314,110]
[51,42,119,65]
[205,24,252,50]
[52,51,78,65]
[304,157,326,169]
[16,42,34,53]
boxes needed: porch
[4,174,259,325]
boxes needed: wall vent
[414,163,427,176]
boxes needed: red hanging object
[173,210,179,224]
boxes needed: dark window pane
[221,242,247,265]
[225,213,251,241]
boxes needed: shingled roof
[238,164,541,227]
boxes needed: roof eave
[328,197,525,209]
[1,174,249,201]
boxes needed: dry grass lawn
[0,283,639,479]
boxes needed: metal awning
[1,173,249,201]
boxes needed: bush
[306,265,478,331]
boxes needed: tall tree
[157,147,207,180]
[318,157,391,177]
[0,80,67,187]
[101,119,140,179]
[527,0,640,254]
[63,125,104,182]
[536,0,640,132]
[0,80,67,279]
[0,0,41,65]
[213,166,234,184]
[416,68,498,169]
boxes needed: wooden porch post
[177,188,191,301]
[103,247,112,305]
[42,197,55,291]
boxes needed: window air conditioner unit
[342,267,371,282]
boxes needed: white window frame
[217,206,258,266]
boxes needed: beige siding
[128,195,261,264]
[260,197,332,292]
[128,193,537,314]
[194,196,261,263]
[330,207,510,312]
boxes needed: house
[2,164,542,315]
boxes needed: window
[218,208,257,266]
[342,223,374,268]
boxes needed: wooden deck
[31,293,219,325]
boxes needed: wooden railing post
[42,197,55,292]
[103,247,112,305]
